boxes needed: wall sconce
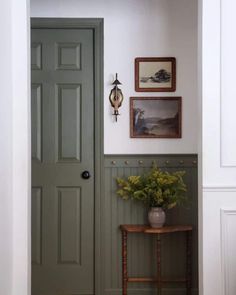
[109,73,124,122]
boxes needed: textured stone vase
[148,207,166,228]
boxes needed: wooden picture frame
[130,97,182,138]
[135,57,176,92]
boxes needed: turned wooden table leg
[157,233,162,295]
[186,231,192,295]
[122,230,128,295]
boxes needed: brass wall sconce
[109,73,124,122]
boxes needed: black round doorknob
[81,171,91,179]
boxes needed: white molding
[221,209,228,295]
[220,0,224,167]
[203,186,236,192]
[221,209,236,214]
[221,209,236,295]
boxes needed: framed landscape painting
[130,97,182,138]
[135,57,176,92]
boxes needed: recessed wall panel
[221,0,236,166]
[32,187,42,265]
[31,84,42,162]
[56,43,81,70]
[57,187,81,265]
[56,84,81,162]
[31,42,42,70]
[221,209,236,295]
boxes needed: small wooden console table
[120,224,193,295]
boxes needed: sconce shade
[109,86,124,109]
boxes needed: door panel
[56,84,81,162]
[31,28,94,295]
[31,83,42,162]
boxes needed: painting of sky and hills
[131,98,181,138]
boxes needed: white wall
[30,0,198,154]
[201,0,236,294]
[0,1,13,294]
[12,0,31,294]
[0,1,31,295]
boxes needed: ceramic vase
[148,207,166,228]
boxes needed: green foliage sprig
[116,167,187,209]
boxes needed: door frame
[31,18,104,295]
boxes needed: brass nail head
[111,160,116,165]
[139,160,143,164]
[125,161,129,165]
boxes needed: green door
[31,28,94,295]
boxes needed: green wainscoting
[101,154,198,295]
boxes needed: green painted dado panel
[101,155,198,295]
